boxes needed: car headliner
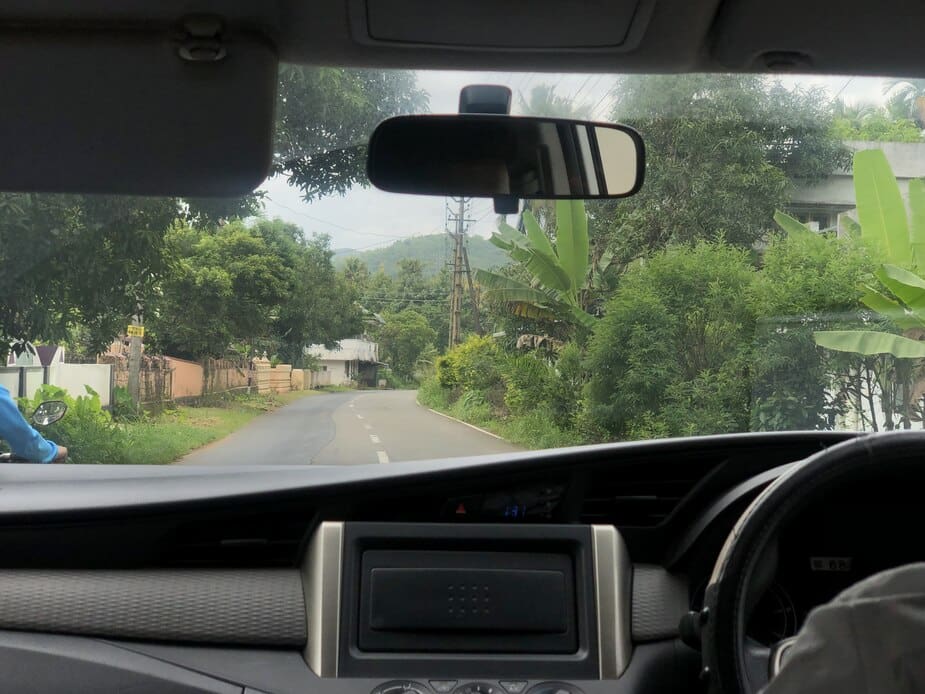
[1,0,916,76]
[0,0,916,197]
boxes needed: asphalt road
[178,389,522,465]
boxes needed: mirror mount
[458,84,512,116]
[458,85,518,216]
[493,196,519,215]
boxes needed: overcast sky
[257,71,892,251]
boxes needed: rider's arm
[0,385,57,463]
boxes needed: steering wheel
[700,431,925,694]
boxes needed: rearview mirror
[32,400,67,426]
[367,115,644,200]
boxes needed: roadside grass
[316,384,355,393]
[120,389,319,465]
[417,381,582,450]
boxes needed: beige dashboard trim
[302,520,344,677]
[592,524,633,678]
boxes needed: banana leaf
[875,264,925,312]
[523,248,573,294]
[555,200,589,291]
[854,149,913,267]
[908,178,925,270]
[522,210,556,260]
[840,215,862,238]
[859,283,925,330]
[815,330,925,358]
[773,210,816,238]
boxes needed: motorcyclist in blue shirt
[0,385,67,463]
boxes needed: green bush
[502,353,552,416]
[435,354,459,388]
[585,242,756,440]
[451,335,503,392]
[546,342,586,430]
[19,384,127,464]
[110,385,141,422]
[453,389,493,423]
[417,377,452,410]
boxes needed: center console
[302,521,632,690]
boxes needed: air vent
[164,512,309,567]
[579,459,720,527]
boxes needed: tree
[274,67,429,201]
[782,151,925,429]
[584,242,756,440]
[832,109,922,143]
[0,194,181,358]
[148,219,360,363]
[517,84,593,118]
[148,221,292,360]
[596,75,850,265]
[748,225,873,430]
[883,78,925,126]
[476,200,598,332]
[378,309,437,380]
[259,220,362,365]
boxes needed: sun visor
[0,25,277,196]
[350,0,654,52]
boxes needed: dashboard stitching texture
[0,569,306,646]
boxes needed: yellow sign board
[126,325,145,338]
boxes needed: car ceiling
[1,0,918,76]
[0,0,917,198]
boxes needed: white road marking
[419,402,507,440]
[370,434,381,444]
[377,450,389,464]
[348,402,355,408]
[364,424,372,430]
[356,414,364,419]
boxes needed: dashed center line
[356,414,364,420]
[377,450,390,464]
[364,423,372,430]
[369,434,381,444]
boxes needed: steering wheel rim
[700,431,925,694]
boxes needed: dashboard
[0,431,866,693]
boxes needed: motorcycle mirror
[32,400,67,426]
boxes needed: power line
[569,74,595,104]
[264,195,405,240]
[591,81,620,120]
[360,296,449,304]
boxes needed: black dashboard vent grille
[164,512,309,567]
[579,459,719,527]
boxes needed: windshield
[2,69,924,465]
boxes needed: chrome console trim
[302,520,344,677]
[591,524,633,678]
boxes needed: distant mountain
[334,234,509,277]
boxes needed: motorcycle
[0,400,68,462]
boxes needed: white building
[306,339,380,387]
[789,140,925,231]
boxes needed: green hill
[335,234,508,277]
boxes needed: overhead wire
[264,195,406,240]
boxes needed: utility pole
[127,302,143,410]
[447,197,480,348]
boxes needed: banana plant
[475,199,597,330]
[775,149,925,358]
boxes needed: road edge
[415,399,507,441]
